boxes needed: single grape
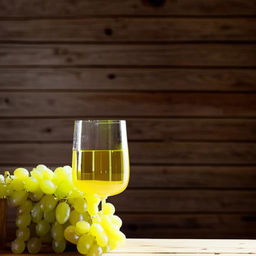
[42,168,54,180]
[44,209,55,223]
[36,164,48,172]
[56,202,70,224]
[54,181,72,198]
[11,239,26,254]
[27,237,42,254]
[31,203,43,223]
[16,227,30,241]
[96,231,108,247]
[31,169,43,181]
[87,242,103,256]
[64,225,80,244]
[30,191,44,201]
[77,234,94,254]
[51,222,64,241]
[110,215,122,229]
[87,202,99,216]
[102,202,115,215]
[18,200,33,214]
[40,194,57,211]
[0,174,4,183]
[110,230,126,248]
[36,220,50,237]
[90,223,104,237]
[83,212,92,223]
[75,221,90,235]
[9,190,28,207]
[16,213,31,228]
[24,177,39,192]
[52,239,66,253]
[53,167,70,185]
[69,210,84,225]
[73,197,87,213]
[14,168,29,179]
[9,179,24,191]
[0,184,6,198]
[40,179,56,194]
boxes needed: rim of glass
[75,120,126,124]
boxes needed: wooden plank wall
[0,0,256,239]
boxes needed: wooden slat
[0,142,256,165]
[1,165,256,189]
[0,118,256,142]
[0,44,255,67]
[0,92,256,117]
[109,189,256,213]
[119,214,256,238]
[1,68,256,91]
[1,18,256,42]
[0,0,255,17]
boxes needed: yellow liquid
[72,150,129,197]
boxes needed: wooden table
[1,239,256,256]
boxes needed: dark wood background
[0,0,256,239]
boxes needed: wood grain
[1,18,256,42]
[0,142,256,165]
[0,92,256,117]
[1,118,256,142]
[1,165,256,189]
[0,0,255,17]
[0,44,255,67]
[1,68,256,91]
[119,214,256,238]
[109,189,256,213]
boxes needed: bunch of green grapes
[0,165,126,255]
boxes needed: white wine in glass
[72,120,130,198]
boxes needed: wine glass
[72,120,130,203]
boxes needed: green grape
[16,227,30,241]
[36,220,50,237]
[44,209,55,223]
[9,190,28,207]
[27,237,42,254]
[53,167,70,185]
[51,222,64,241]
[16,213,31,228]
[110,215,122,229]
[30,191,44,201]
[52,239,66,253]
[31,203,43,223]
[69,210,84,225]
[10,179,24,191]
[102,202,115,215]
[83,212,92,223]
[31,169,43,181]
[54,181,72,199]
[5,184,12,196]
[0,174,4,183]
[40,194,57,212]
[96,231,108,247]
[64,225,79,244]
[40,179,56,194]
[24,177,39,192]
[56,202,70,224]
[77,234,94,254]
[75,221,90,235]
[0,184,7,198]
[11,238,26,254]
[69,188,83,199]
[42,168,54,180]
[109,230,126,248]
[14,168,29,179]
[36,164,48,172]
[90,223,104,237]
[73,197,87,213]
[87,202,99,216]
[87,242,103,256]
[18,200,33,214]
[102,245,111,253]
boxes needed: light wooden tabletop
[1,239,256,256]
